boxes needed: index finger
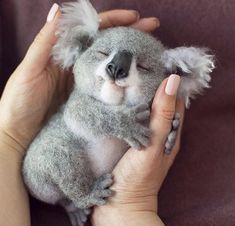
[130,18,160,32]
[99,10,139,29]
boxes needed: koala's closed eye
[97,51,109,57]
[137,64,150,72]
[94,51,110,60]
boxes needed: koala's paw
[61,200,91,226]
[165,113,180,154]
[68,208,91,226]
[125,104,151,150]
[89,174,113,206]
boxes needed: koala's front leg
[64,92,151,150]
[117,103,151,150]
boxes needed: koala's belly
[88,137,128,177]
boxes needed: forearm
[0,132,30,226]
[92,207,165,226]
[116,212,165,226]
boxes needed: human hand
[0,3,160,156]
[92,75,185,226]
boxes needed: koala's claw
[135,127,150,146]
[127,137,149,150]
[165,113,180,154]
[125,124,151,150]
[125,129,150,150]
[136,110,151,122]
[98,173,113,189]
[130,103,150,122]
[93,188,113,198]
[124,103,151,150]
[134,103,149,113]
[125,138,141,150]
[90,173,113,206]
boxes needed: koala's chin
[99,81,124,105]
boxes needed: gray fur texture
[22,1,215,226]
[165,113,181,154]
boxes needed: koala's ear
[52,0,99,69]
[161,47,215,107]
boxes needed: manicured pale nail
[165,74,181,96]
[47,3,59,22]
[132,10,140,20]
[149,17,160,27]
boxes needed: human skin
[0,3,183,226]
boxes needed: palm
[1,63,73,148]
[42,64,73,119]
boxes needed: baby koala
[22,1,215,226]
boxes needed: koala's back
[22,108,87,204]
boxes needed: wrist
[0,129,30,226]
[91,176,163,226]
[0,128,25,159]
[92,205,165,226]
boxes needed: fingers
[22,7,159,74]
[150,74,181,150]
[99,10,139,29]
[131,18,160,32]
[99,10,160,32]
[21,4,61,74]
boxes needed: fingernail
[47,3,59,22]
[150,17,160,27]
[165,74,181,96]
[132,10,140,20]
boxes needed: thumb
[150,74,181,149]
[21,3,60,73]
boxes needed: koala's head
[74,27,165,106]
[53,0,215,107]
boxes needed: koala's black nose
[106,51,132,80]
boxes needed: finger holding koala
[99,10,140,28]
[99,9,160,32]
[130,17,160,32]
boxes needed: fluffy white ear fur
[52,0,99,69]
[161,47,215,107]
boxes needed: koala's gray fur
[22,1,215,225]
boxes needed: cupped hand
[0,4,160,155]
[92,75,185,226]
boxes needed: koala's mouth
[97,74,142,106]
[98,76,129,88]
[115,80,129,88]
